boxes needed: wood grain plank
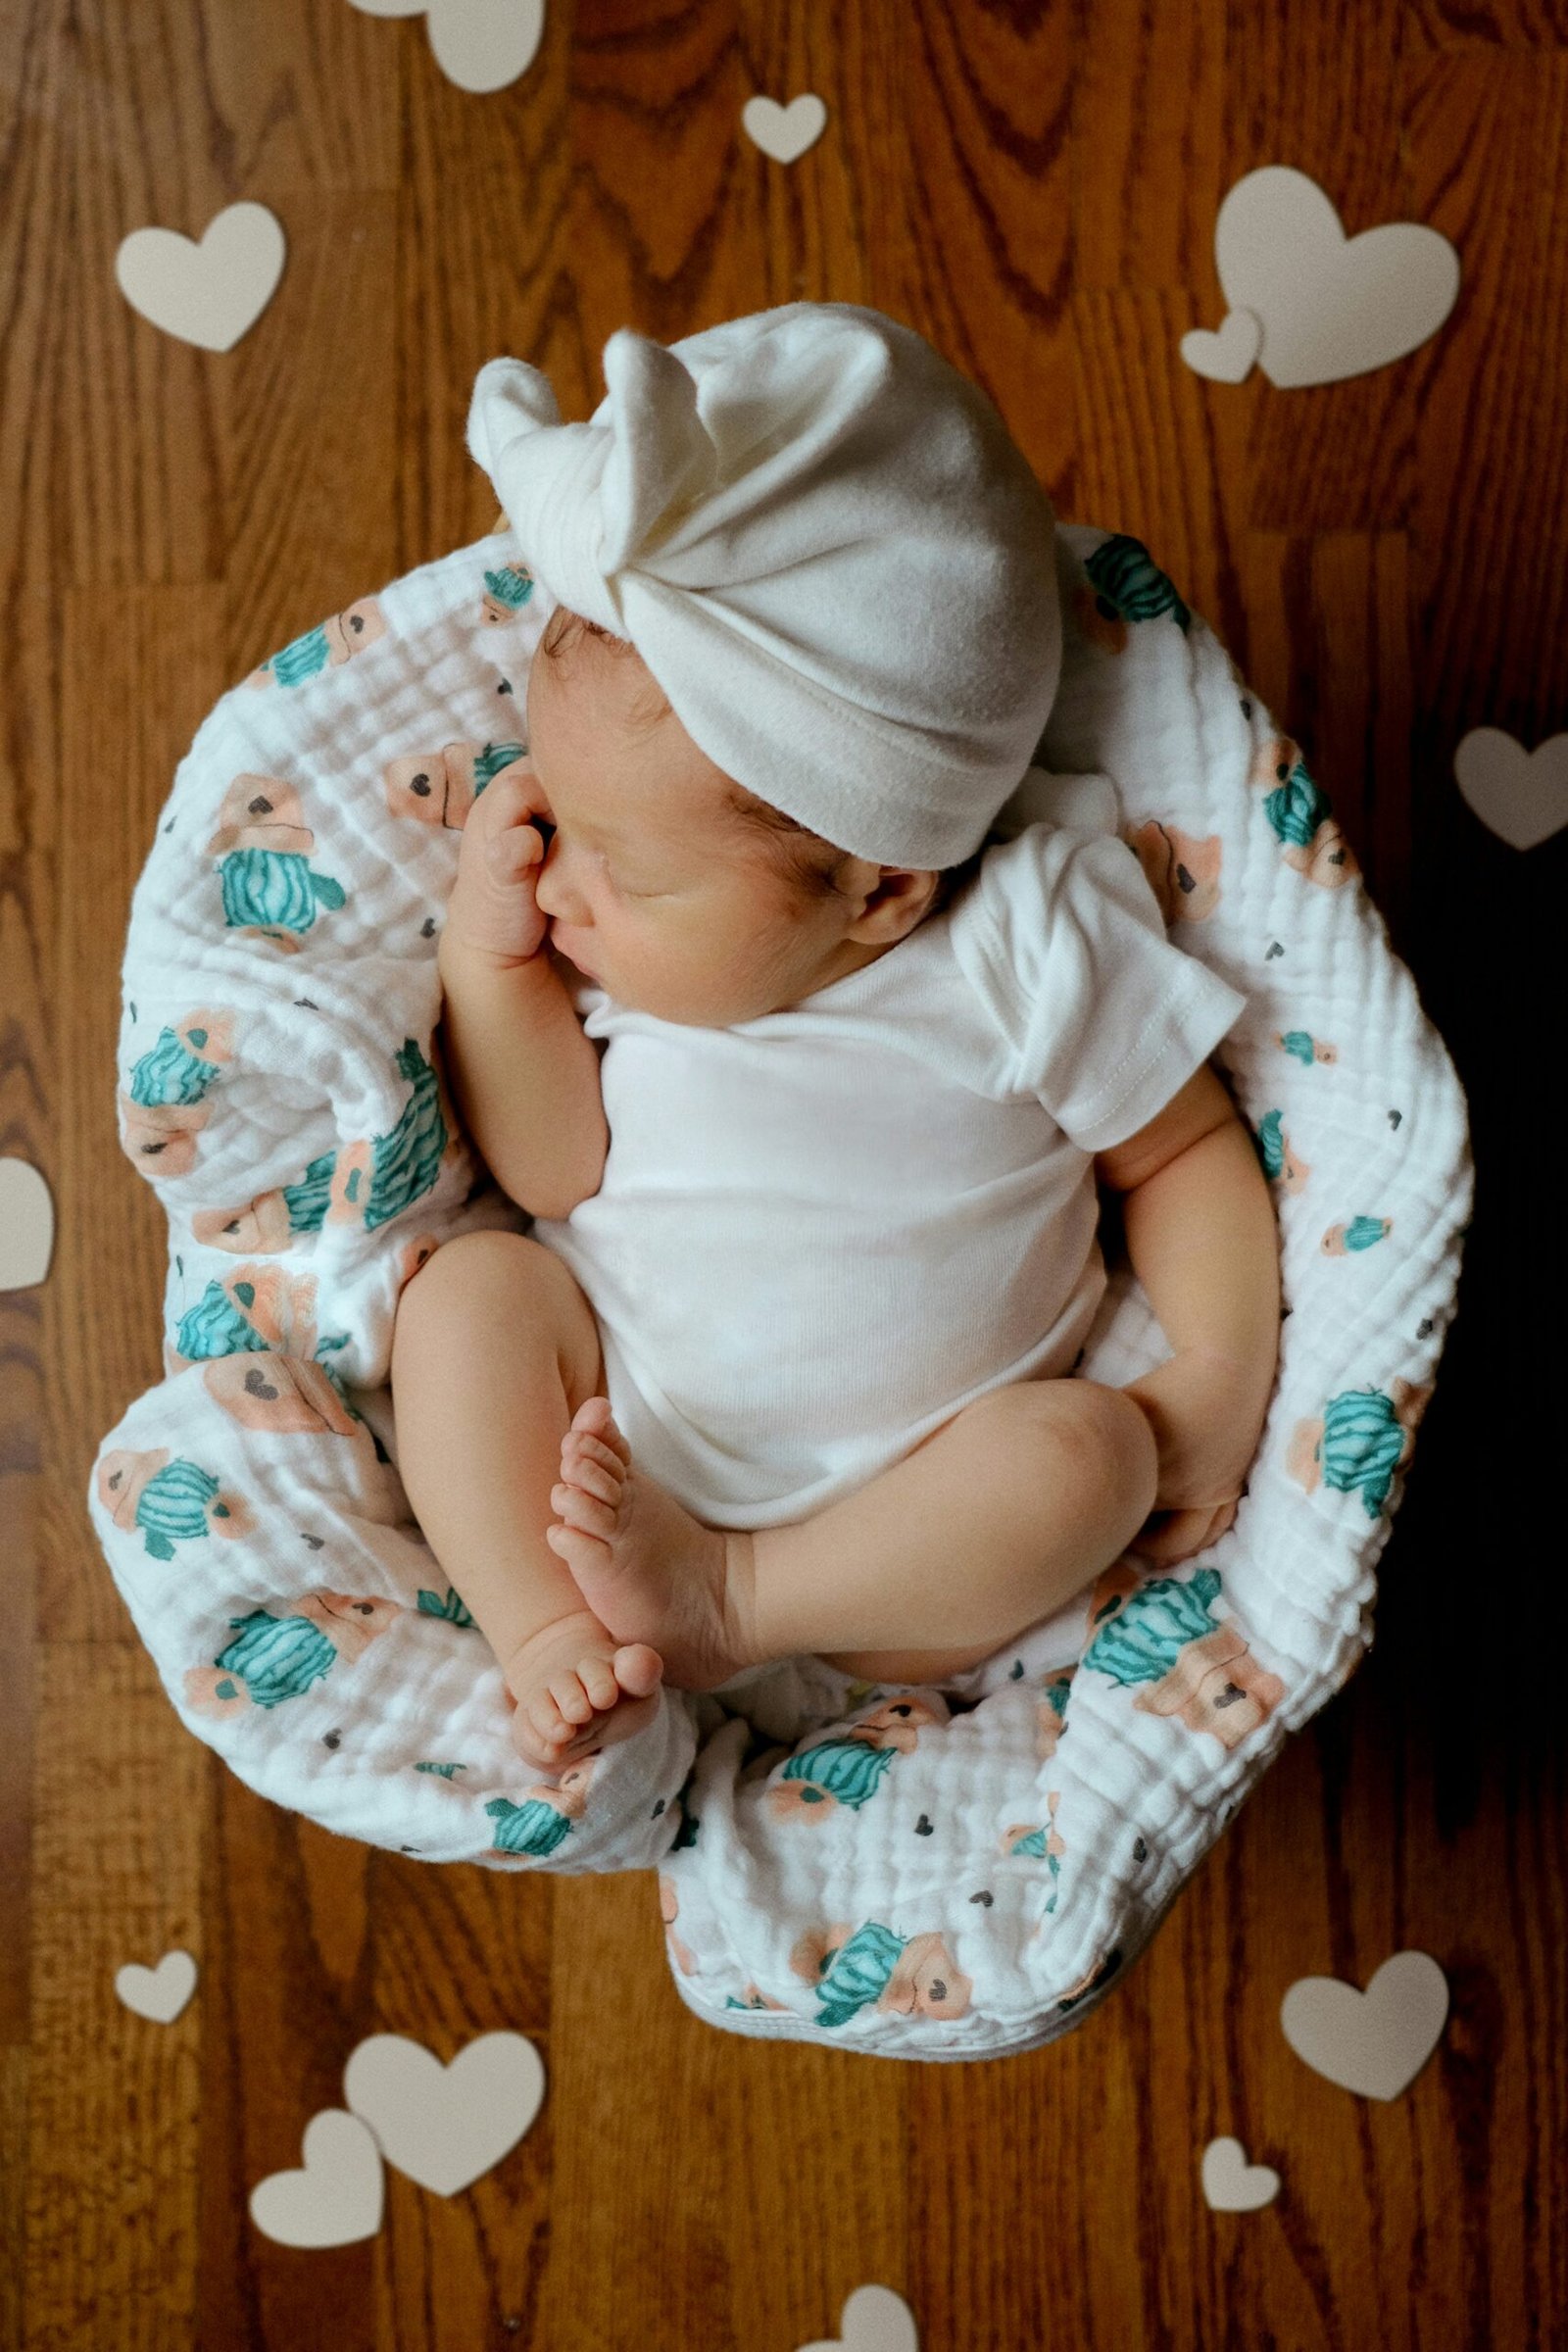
[38,586,224,1642]
[1225,0,1422,532]
[10,0,1567,2345]
[24,1642,204,2352]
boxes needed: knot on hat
[468,335,718,632]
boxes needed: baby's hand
[1119,1348,1269,1569]
[443,763,552,966]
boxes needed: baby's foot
[502,1606,663,1772]
[547,1398,759,1691]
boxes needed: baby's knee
[986,1378,1156,1523]
[394,1229,562,1345]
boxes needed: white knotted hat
[467,302,1061,868]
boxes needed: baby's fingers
[486,822,544,880]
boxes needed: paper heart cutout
[249,2110,384,2247]
[1454,726,1568,852]
[1200,2135,1281,2212]
[798,2284,919,2352]
[1204,166,1460,388]
[1180,307,1262,384]
[116,203,286,353]
[0,1158,54,1291]
[114,1949,198,2024]
[742,93,828,165]
[349,0,546,93]
[343,2030,545,2195]
[1281,1950,1449,2100]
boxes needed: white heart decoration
[0,1158,55,1291]
[343,2030,545,2195]
[1281,1950,1449,2101]
[1200,2135,1281,2212]
[249,2111,385,2247]
[797,2284,919,2352]
[1454,726,1568,852]
[742,94,828,165]
[1180,306,1262,385]
[1201,166,1460,389]
[348,0,545,94]
[115,203,286,353]
[114,1949,198,2025]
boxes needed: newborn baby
[390,305,1281,1771]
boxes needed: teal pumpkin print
[213,1608,336,1708]
[1287,1378,1429,1518]
[1263,749,1332,851]
[481,565,535,625]
[766,1691,948,1822]
[1250,735,1358,890]
[96,1445,253,1560]
[205,776,347,953]
[1002,1792,1065,1912]
[189,1152,337,1255]
[127,1015,231,1108]
[1035,1667,1075,1762]
[485,1793,573,1859]
[170,1262,318,1369]
[183,1591,403,1719]
[283,1151,337,1235]
[416,1586,476,1627]
[776,1739,896,1815]
[1083,534,1192,635]
[1081,1562,1287,1749]
[1278,1029,1337,1068]
[1322,1215,1393,1256]
[1254,1108,1310,1195]
[329,1039,448,1231]
[485,1756,598,1858]
[247,597,386,688]
[175,1280,263,1362]
[472,740,527,797]
[1084,1567,1225,1687]
[792,1920,973,2029]
[812,1922,905,2029]
[218,846,346,940]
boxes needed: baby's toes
[571,1396,630,1463]
[612,1642,663,1699]
[559,1441,620,1506]
[548,1669,597,1728]
[551,1479,618,1540]
[526,1691,575,1749]
[575,1653,622,1713]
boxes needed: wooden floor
[3,1,1565,2345]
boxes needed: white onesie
[531,821,1249,1530]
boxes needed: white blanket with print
[90,524,1470,2060]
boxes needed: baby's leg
[390,1231,663,1768]
[551,1378,1156,1690]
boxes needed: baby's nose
[533,837,582,922]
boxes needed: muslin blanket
[90,524,1471,2059]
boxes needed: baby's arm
[436,765,608,1219]
[1094,1064,1281,1566]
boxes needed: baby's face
[524,631,884,1026]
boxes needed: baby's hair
[534,602,977,913]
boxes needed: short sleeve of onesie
[949,822,1250,1153]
